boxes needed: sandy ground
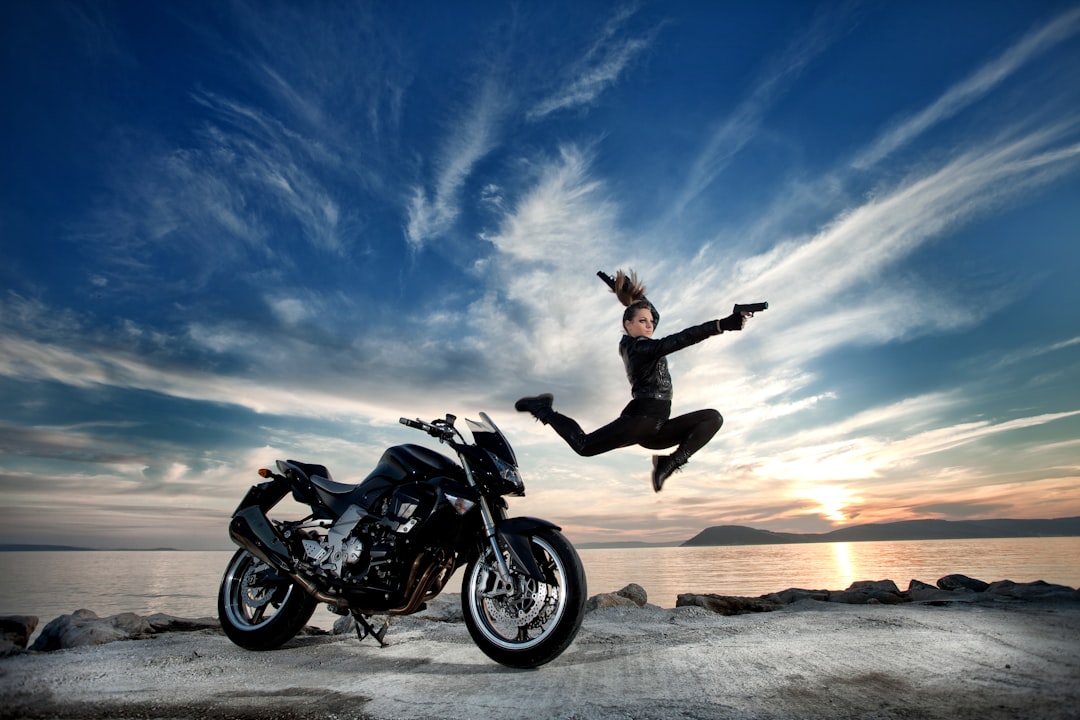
[2,599,1079,720]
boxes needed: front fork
[460,456,516,586]
[459,457,558,589]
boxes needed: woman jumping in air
[515,270,752,492]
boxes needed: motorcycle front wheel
[462,527,587,668]
[217,548,317,650]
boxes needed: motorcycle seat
[284,460,363,496]
[286,460,334,482]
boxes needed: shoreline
[3,598,1080,720]
[3,576,1079,719]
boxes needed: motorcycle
[217,411,587,668]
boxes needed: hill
[682,517,1080,547]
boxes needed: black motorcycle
[218,411,587,668]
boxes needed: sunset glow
[2,2,1078,548]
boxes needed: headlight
[488,452,525,496]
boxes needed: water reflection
[579,536,1080,608]
[831,542,853,589]
[2,537,1078,623]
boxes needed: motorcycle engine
[291,485,435,595]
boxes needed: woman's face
[624,307,655,338]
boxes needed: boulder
[985,580,1080,602]
[615,583,648,607]
[675,593,784,615]
[586,583,649,612]
[0,615,39,656]
[937,574,989,592]
[28,610,220,652]
[586,594,640,611]
[764,588,830,604]
[829,579,908,605]
[906,579,960,603]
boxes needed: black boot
[514,393,554,423]
[651,450,690,492]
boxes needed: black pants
[545,408,723,459]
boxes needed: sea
[2,537,1078,634]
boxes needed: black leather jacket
[618,320,720,415]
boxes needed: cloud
[406,74,511,249]
[694,121,1080,365]
[852,6,1080,170]
[527,4,660,121]
[672,4,856,214]
[990,335,1080,370]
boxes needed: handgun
[733,302,768,315]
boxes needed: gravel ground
[2,599,1079,720]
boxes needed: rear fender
[496,516,561,583]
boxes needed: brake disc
[481,560,553,628]
[240,563,275,609]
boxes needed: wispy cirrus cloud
[852,6,1080,170]
[527,4,661,121]
[672,4,857,215]
[674,120,1080,369]
[405,74,512,249]
[75,91,350,295]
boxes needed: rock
[765,588,830,604]
[416,595,464,622]
[0,615,39,656]
[938,574,989,592]
[29,609,221,652]
[31,609,151,651]
[675,593,784,615]
[145,613,220,633]
[615,583,648,607]
[587,593,641,612]
[985,580,1080,602]
[333,614,357,635]
[906,579,959,603]
[586,583,649,612]
[829,580,908,605]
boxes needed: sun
[801,482,861,524]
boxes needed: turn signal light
[258,468,271,478]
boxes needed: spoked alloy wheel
[217,548,317,650]
[462,528,586,668]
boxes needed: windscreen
[465,412,517,466]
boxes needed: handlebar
[399,415,457,442]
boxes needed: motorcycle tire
[462,527,587,668]
[217,548,317,651]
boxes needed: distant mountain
[681,517,1080,547]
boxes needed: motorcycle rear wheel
[217,548,317,650]
[462,527,586,668]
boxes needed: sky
[1,1,1079,550]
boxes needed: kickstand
[352,612,390,647]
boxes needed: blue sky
[2,1,1078,550]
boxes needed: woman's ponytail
[612,269,659,328]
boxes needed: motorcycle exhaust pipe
[229,506,349,609]
[229,506,295,574]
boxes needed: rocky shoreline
[2,574,1079,720]
[3,573,1077,656]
